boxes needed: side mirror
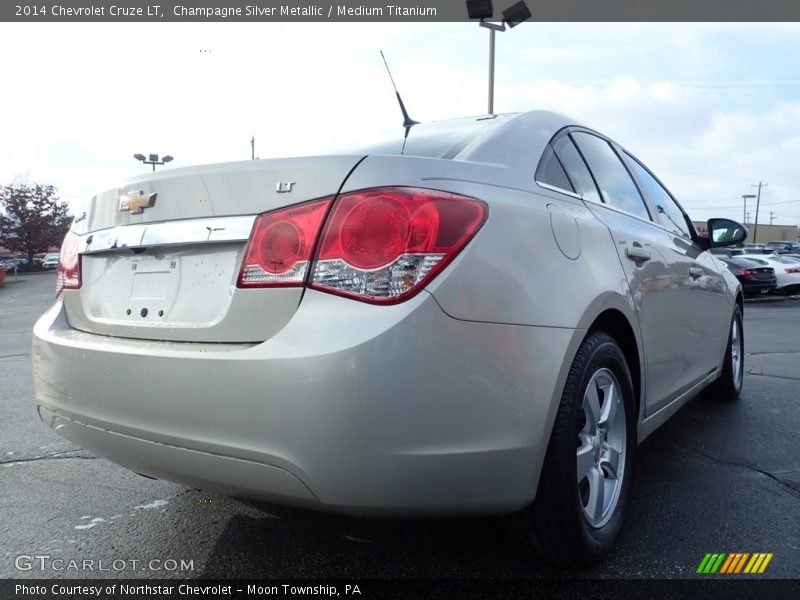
[705,218,748,248]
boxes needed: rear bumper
[32,289,580,516]
[741,281,776,295]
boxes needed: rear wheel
[706,304,744,400]
[512,331,635,567]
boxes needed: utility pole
[770,211,776,225]
[745,211,751,224]
[752,181,767,243]
[250,136,255,160]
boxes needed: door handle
[625,246,651,261]
[689,267,703,279]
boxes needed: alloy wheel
[731,316,743,391]
[576,368,627,529]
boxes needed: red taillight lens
[785,267,800,274]
[238,198,332,287]
[56,230,81,297]
[310,187,487,304]
[738,269,757,277]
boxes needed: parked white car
[42,253,60,269]
[740,255,800,293]
[2,258,27,270]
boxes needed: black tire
[706,304,744,400]
[510,331,636,567]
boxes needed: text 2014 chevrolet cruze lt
[32,112,748,566]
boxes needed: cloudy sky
[1,22,800,226]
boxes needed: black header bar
[4,0,800,23]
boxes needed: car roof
[335,110,581,170]
[457,110,581,170]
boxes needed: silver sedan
[32,111,747,566]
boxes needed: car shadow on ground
[197,503,552,578]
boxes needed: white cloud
[1,22,799,228]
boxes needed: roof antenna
[380,50,418,130]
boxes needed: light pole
[488,26,496,114]
[466,1,531,115]
[741,194,755,225]
[133,153,174,171]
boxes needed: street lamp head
[502,0,531,27]
[742,194,756,199]
[162,155,174,163]
[148,153,159,162]
[466,0,493,19]
[133,153,146,161]
[479,20,506,31]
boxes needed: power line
[769,211,800,220]
[762,182,800,193]
[683,197,799,210]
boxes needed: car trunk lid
[751,268,775,280]
[63,156,364,343]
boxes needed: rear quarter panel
[343,155,645,479]
[343,155,637,332]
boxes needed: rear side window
[535,146,574,193]
[571,132,651,221]
[624,154,691,239]
[552,136,603,205]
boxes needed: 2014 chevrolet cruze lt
[32,111,748,566]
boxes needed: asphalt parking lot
[1,273,798,580]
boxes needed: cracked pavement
[1,274,798,579]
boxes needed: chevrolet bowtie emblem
[119,191,157,214]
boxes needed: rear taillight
[237,188,486,302]
[56,230,81,297]
[238,198,333,288]
[785,267,800,274]
[738,269,757,277]
[310,187,486,304]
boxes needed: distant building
[692,222,798,245]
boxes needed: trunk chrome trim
[80,215,257,254]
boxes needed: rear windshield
[772,255,800,264]
[739,257,770,266]
[332,115,510,159]
[722,257,770,268]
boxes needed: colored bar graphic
[697,553,713,573]
[698,553,728,573]
[758,554,773,573]
[744,554,759,573]
[720,553,743,574]
[751,554,766,573]
[697,552,772,574]
[734,553,750,573]
[719,554,736,574]
[711,553,726,573]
